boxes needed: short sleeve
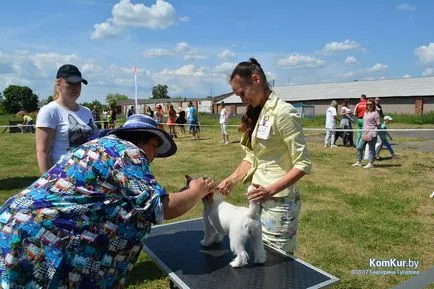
[276,108,312,174]
[111,146,168,224]
[36,104,57,129]
[375,112,381,126]
[332,107,337,116]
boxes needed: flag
[133,66,138,110]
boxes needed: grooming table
[143,218,339,289]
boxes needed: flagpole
[134,66,138,111]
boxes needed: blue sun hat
[108,114,177,157]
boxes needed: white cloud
[218,49,236,61]
[339,71,358,79]
[277,53,325,68]
[91,22,121,39]
[184,54,207,60]
[143,48,173,58]
[112,0,177,29]
[80,63,104,74]
[91,0,181,39]
[0,50,84,79]
[414,43,434,63]
[175,42,190,52]
[366,63,388,73]
[179,16,189,22]
[31,53,81,75]
[322,40,362,53]
[396,4,416,12]
[402,74,411,78]
[213,62,236,73]
[422,68,433,76]
[344,56,358,64]
[156,64,205,77]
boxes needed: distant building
[215,76,434,116]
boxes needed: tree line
[0,84,171,115]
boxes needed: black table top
[143,218,339,289]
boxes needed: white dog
[194,178,266,268]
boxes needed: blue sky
[1,0,433,103]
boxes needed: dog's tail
[246,201,261,219]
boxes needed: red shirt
[355,99,367,119]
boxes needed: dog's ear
[185,175,193,184]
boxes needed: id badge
[257,117,271,140]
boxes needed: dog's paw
[229,259,243,268]
[230,252,248,268]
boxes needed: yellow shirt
[241,91,312,198]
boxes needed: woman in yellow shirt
[218,58,312,254]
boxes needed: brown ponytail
[231,58,269,136]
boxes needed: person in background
[352,98,380,169]
[335,98,354,147]
[325,100,338,148]
[146,106,154,118]
[22,111,35,133]
[154,104,165,130]
[92,106,101,129]
[167,104,177,138]
[377,115,399,160]
[36,64,95,174]
[188,101,199,140]
[375,97,384,119]
[102,109,108,129]
[107,109,114,129]
[127,105,135,118]
[176,107,187,135]
[217,58,312,254]
[354,94,367,145]
[0,114,215,288]
[110,107,117,129]
[219,102,230,144]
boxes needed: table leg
[169,280,178,289]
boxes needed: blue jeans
[357,136,377,163]
[356,119,364,145]
[379,138,395,156]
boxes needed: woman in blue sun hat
[0,114,215,288]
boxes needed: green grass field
[0,116,433,289]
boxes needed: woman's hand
[190,177,215,198]
[246,183,273,203]
[217,178,235,196]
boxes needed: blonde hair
[53,79,62,100]
[330,100,338,109]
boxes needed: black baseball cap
[56,64,88,85]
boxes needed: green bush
[388,112,434,125]
[0,103,6,115]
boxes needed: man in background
[354,94,367,145]
[375,97,384,119]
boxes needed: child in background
[176,107,187,135]
[154,105,165,130]
[219,103,229,144]
[377,115,399,160]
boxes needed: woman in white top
[338,98,354,147]
[219,103,229,144]
[36,64,95,173]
